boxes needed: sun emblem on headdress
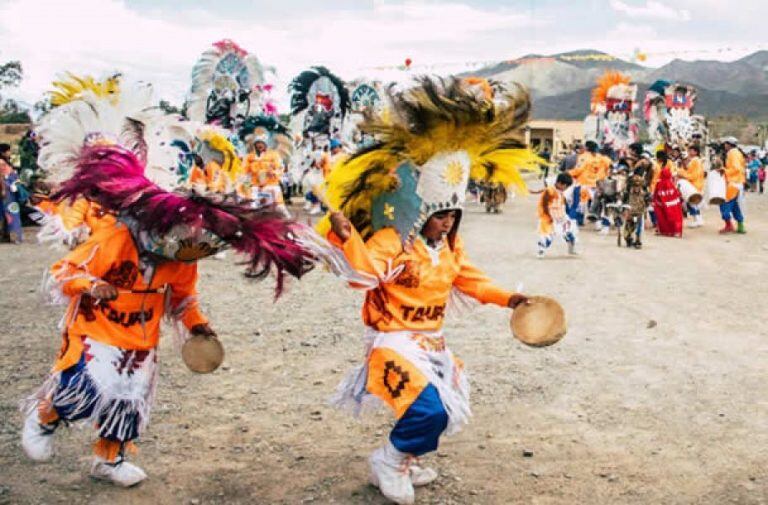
[383,203,395,221]
[443,160,465,186]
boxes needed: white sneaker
[302,201,312,211]
[90,457,147,487]
[22,409,56,462]
[309,205,322,216]
[369,442,415,505]
[409,463,438,487]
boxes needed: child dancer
[537,173,578,257]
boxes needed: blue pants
[719,198,744,223]
[53,355,141,442]
[566,186,584,226]
[687,204,700,217]
[390,384,448,456]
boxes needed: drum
[678,179,703,205]
[510,296,567,347]
[706,170,726,205]
[182,335,224,373]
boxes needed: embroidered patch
[382,360,410,399]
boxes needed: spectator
[746,150,761,192]
[0,143,23,243]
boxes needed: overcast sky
[2,0,766,108]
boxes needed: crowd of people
[534,134,756,258]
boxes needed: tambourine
[181,334,224,373]
[510,296,567,347]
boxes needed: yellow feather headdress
[197,128,242,182]
[318,76,540,241]
[49,72,121,107]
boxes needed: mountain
[533,85,768,122]
[469,49,768,120]
[738,50,768,70]
[647,59,768,95]
[469,50,651,98]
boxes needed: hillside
[471,49,768,120]
[533,85,768,121]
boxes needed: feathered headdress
[289,66,350,119]
[37,81,155,183]
[186,39,266,126]
[591,71,636,112]
[238,114,293,163]
[317,76,540,243]
[52,146,313,295]
[49,72,122,107]
[41,79,314,295]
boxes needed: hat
[318,77,540,243]
[723,136,739,145]
[329,138,342,150]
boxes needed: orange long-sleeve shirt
[569,152,611,187]
[725,148,746,185]
[330,227,513,332]
[677,157,705,192]
[50,224,207,371]
[244,150,283,187]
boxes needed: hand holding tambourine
[510,296,567,347]
[182,324,224,374]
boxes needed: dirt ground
[1,192,767,505]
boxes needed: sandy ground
[1,192,767,505]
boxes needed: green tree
[0,99,31,124]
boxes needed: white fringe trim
[330,328,471,436]
[36,212,89,249]
[21,339,158,441]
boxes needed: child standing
[537,173,578,257]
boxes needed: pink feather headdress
[52,145,315,297]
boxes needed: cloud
[609,0,691,21]
[0,0,543,106]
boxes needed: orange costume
[330,226,512,425]
[677,156,705,192]
[31,223,207,461]
[37,197,117,248]
[245,150,283,187]
[724,147,746,199]
[570,152,610,188]
[537,186,577,256]
[189,161,227,194]
[244,150,285,207]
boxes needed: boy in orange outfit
[320,77,538,505]
[537,172,578,257]
[23,222,216,487]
